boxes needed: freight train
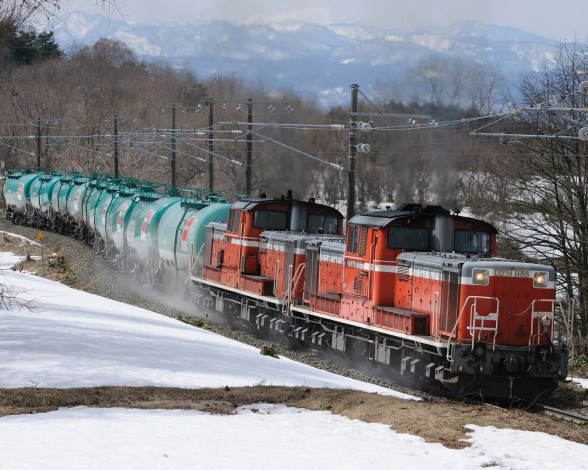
[1,168,568,402]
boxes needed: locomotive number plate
[494,269,529,278]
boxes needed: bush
[260,343,280,358]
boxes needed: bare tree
[376,56,504,115]
[1,1,57,44]
[1,2,119,44]
[465,41,588,356]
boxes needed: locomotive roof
[348,203,447,227]
[349,203,497,232]
[230,197,342,216]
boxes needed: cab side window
[227,209,241,234]
[388,226,429,250]
[347,225,358,254]
[253,209,288,230]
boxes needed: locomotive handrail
[432,291,440,339]
[282,263,294,316]
[368,242,376,300]
[286,264,293,300]
[446,295,499,363]
[468,297,499,350]
[291,263,306,300]
[273,259,280,297]
[237,222,245,273]
[529,298,561,348]
[282,262,307,314]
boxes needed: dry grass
[0,230,69,283]
[0,385,587,449]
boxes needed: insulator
[356,143,371,153]
[357,121,372,132]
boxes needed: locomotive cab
[336,204,497,324]
[201,193,343,296]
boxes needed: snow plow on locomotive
[2,169,568,401]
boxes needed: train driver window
[455,230,490,253]
[227,209,241,233]
[307,214,339,234]
[387,226,429,250]
[347,225,359,254]
[253,209,288,230]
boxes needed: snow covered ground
[571,377,588,389]
[1,246,587,469]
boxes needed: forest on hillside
[0,32,500,209]
[2,1,588,358]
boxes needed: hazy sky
[60,0,586,41]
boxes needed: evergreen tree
[9,29,61,64]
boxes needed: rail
[536,404,588,425]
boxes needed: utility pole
[246,98,253,195]
[167,98,289,195]
[208,100,214,190]
[347,84,359,223]
[36,117,41,169]
[113,115,119,178]
[171,104,177,187]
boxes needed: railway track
[537,404,588,425]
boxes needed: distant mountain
[51,12,557,106]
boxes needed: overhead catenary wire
[231,122,346,171]
[0,125,518,163]
[49,137,114,158]
[155,130,246,167]
[0,109,510,142]
[0,142,35,156]
[0,107,531,182]
[127,144,169,162]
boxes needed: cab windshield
[307,214,339,234]
[455,230,490,253]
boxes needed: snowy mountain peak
[50,12,557,106]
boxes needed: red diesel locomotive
[192,199,567,401]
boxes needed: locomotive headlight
[472,268,489,285]
[534,271,548,288]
